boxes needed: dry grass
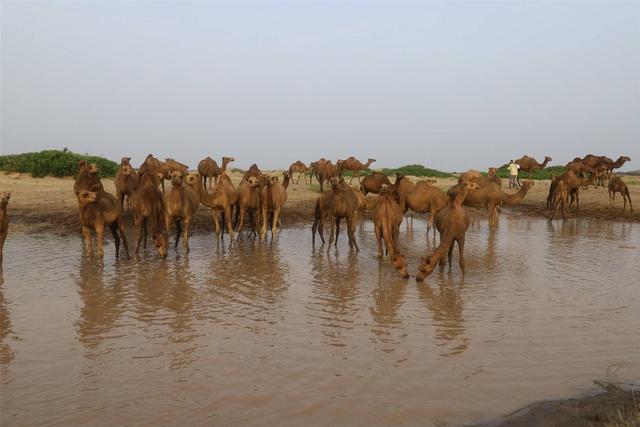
[601,401,640,427]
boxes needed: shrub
[0,149,118,178]
[493,164,565,180]
[381,164,455,178]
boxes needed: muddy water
[1,215,639,426]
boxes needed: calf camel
[163,171,199,253]
[548,179,569,221]
[608,175,633,212]
[74,161,104,193]
[515,155,552,179]
[157,159,189,193]
[129,172,168,257]
[327,177,360,252]
[402,181,447,237]
[373,185,409,278]
[359,172,392,195]
[186,172,237,240]
[547,170,596,211]
[115,157,140,211]
[259,175,288,241]
[289,161,310,185]
[0,192,9,268]
[416,180,478,281]
[339,157,376,184]
[235,174,263,236]
[76,189,130,259]
[198,156,234,189]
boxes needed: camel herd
[0,154,634,279]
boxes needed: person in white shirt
[507,160,520,189]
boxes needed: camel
[311,189,333,245]
[235,174,263,236]
[310,158,328,185]
[75,189,130,259]
[393,173,415,210]
[198,156,234,189]
[0,192,9,268]
[373,185,409,279]
[608,175,633,212]
[289,161,310,185]
[74,161,104,193]
[359,172,392,195]
[186,172,237,240]
[514,155,552,179]
[339,156,376,184]
[282,171,292,190]
[327,177,360,252]
[565,158,602,180]
[458,168,500,187]
[157,158,189,193]
[402,181,447,237]
[243,163,262,180]
[129,172,168,257]
[606,156,631,174]
[317,160,339,192]
[487,167,502,187]
[163,170,199,253]
[139,154,162,175]
[416,180,478,281]
[259,175,288,241]
[115,157,140,211]
[461,179,534,231]
[548,179,569,221]
[547,170,596,211]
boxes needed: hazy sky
[1,1,639,171]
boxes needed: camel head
[88,163,99,176]
[156,171,165,182]
[393,254,409,279]
[0,192,10,207]
[522,180,535,191]
[367,158,376,166]
[544,156,552,162]
[330,176,340,189]
[170,170,185,187]
[245,175,259,189]
[223,156,235,164]
[77,160,88,170]
[185,172,200,187]
[269,175,280,185]
[121,164,135,177]
[76,190,97,207]
[120,157,132,166]
[416,256,436,281]
[153,232,168,259]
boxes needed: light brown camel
[243,163,262,179]
[115,157,140,211]
[402,181,447,237]
[311,189,333,245]
[565,158,602,179]
[514,155,552,178]
[547,170,596,211]
[289,161,310,185]
[416,180,478,280]
[327,177,360,252]
[259,175,288,241]
[129,172,168,257]
[608,175,633,212]
[198,156,234,189]
[282,171,292,190]
[373,184,409,279]
[74,161,104,193]
[235,174,263,236]
[317,160,339,192]
[0,192,9,268]
[310,158,328,185]
[548,179,569,221]
[186,172,237,240]
[339,156,376,184]
[163,170,199,253]
[157,158,189,193]
[359,172,392,196]
[606,156,631,174]
[458,168,500,187]
[139,154,162,175]
[462,179,535,231]
[393,173,415,210]
[76,189,129,259]
[487,167,502,187]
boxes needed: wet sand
[1,172,639,235]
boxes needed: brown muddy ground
[1,171,638,235]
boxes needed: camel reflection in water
[0,275,15,366]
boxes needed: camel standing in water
[339,157,376,184]
[186,172,237,241]
[402,181,447,238]
[462,179,534,231]
[235,174,263,236]
[288,161,310,185]
[157,159,189,193]
[327,177,360,252]
[608,175,633,212]
[115,157,140,211]
[198,156,234,190]
[416,180,478,280]
[163,171,199,253]
[373,185,409,278]
[0,192,9,268]
[259,176,288,241]
[547,170,597,211]
[514,155,552,179]
[548,179,569,221]
[129,172,168,257]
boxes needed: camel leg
[427,210,436,239]
[576,191,580,211]
[161,180,165,193]
[136,219,145,254]
[317,213,326,244]
[608,191,613,208]
[334,217,341,248]
[183,218,190,253]
[118,218,129,259]
[260,207,268,242]
[347,216,359,252]
[225,206,236,241]
[627,191,633,212]
[374,225,383,258]
[110,223,120,259]
[237,206,246,235]
[447,241,454,269]
[458,238,466,273]
[95,222,105,259]
[82,225,93,256]
[272,207,281,238]
[212,211,221,236]
[174,218,182,248]
[143,221,148,249]
[0,233,5,266]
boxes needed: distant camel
[548,179,569,221]
[115,157,140,211]
[339,157,376,184]
[157,158,189,193]
[514,155,552,179]
[608,175,633,212]
[317,160,339,192]
[198,156,234,189]
[359,172,392,195]
[547,170,597,211]
[235,174,263,237]
[289,161,310,185]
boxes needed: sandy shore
[1,171,638,235]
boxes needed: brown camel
[235,174,263,236]
[487,167,502,187]
[309,158,328,185]
[606,156,631,174]
[311,189,333,245]
[186,172,237,240]
[76,189,129,259]
[163,170,199,252]
[514,155,552,179]
[242,163,262,180]
[0,192,9,268]
[74,161,104,193]
[608,175,633,212]
[157,158,189,193]
[317,160,339,192]
[359,172,392,195]
[129,172,168,257]
[327,177,360,252]
[139,154,162,175]
[339,156,376,184]
[393,173,415,210]
[458,168,500,187]
[373,185,409,279]
[115,157,140,211]
[565,158,602,179]
[416,180,478,281]
[547,170,596,211]
[282,171,292,190]
[289,161,310,185]
[402,181,447,237]
[462,179,534,231]
[548,179,569,221]
[259,175,288,241]
[198,156,234,189]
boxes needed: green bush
[381,164,455,178]
[493,164,565,180]
[0,149,118,178]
